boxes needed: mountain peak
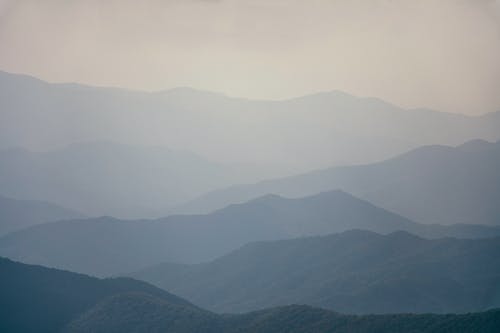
[250,193,285,203]
[458,139,494,152]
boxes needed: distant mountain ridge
[128,229,500,314]
[2,257,500,333]
[175,139,500,225]
[2,69,499,176]
[0,194,83,235]
[1,190,500,277]
[0,141,260,218]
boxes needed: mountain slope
[3,257,499,333]
[63,293,223,333]
[2,70,500,175]
[224,306,500,333]
[175,139,500,225]
[65,295,500,333]
[0,257,196,333]
[128,230,500,314]
[0,194,83,235]
[0,141,255,218]
[2,190,500,277]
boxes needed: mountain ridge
[0,256,197,333]
[2,69,499,175]
[0,140,260,218]
[3,69,488,113]
[174,139,500,226]
[0,194,83,235]
[128,229,500,314]
[2,189,500,277]
[2,255,500,333]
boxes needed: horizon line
[0,68,497,117]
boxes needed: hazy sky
[1,0,500,115]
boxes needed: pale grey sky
[1,0,500,115]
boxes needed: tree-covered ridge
[0,257,196,333]
[129,229,500,314]
[66,293,500,333]
[3,256,500,332]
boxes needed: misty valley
[2,1,500,331]
[1,70,500,332]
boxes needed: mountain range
[0,141,259,218]
[0,257,194,333]
[2,70,500,176]
[2,70,500,332]
[0,194,83,235]
[2,257,499,333]
[1,190,499,277]
[175,139,500,226]
[128,229,500,314]
[66,295,500,333]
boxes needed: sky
[0,0,500,115]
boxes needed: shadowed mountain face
[0,194,83,235]
[1,70,500,176]
[128,230,500,314]
[1,190,500,277]
[63,293,222,333]
[176,139,500,225]
[3,257,500,333]
[0,257,195,333]
[65,295,500,333]
[0,141,258,218]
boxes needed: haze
[2,2,500,332]
[1,0,500,115]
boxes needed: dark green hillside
[2,256,500,333]
[129,230,500,314]
[66,295,500,333]
[64,293,222,333]
[0,257,195,333]
[225,305,500,333]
